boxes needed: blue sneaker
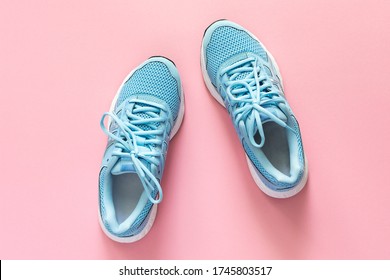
[201,20,308,198]
[98,57,184,242]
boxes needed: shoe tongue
[111,158,135,175]
[222,54,286,123]
[130,104,160,148]
[225,54,287,123]
[260,106,287,124]
[246,106,288,138]
[222,54,288,134]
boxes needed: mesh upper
[99,167,106,216]
[116,61,180,120]
[205,26,267,85]
[99,60,178,239]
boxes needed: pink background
[1,0,390,259]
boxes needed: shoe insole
[112,173,144,224]
[258,122,291,176]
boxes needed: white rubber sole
[201,20,307,199]
[99,57,185,242]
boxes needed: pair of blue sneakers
[98,20,308,242]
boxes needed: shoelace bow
[100,100,168,204]
[221,57,293,148]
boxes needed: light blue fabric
[99,57,181,238]
[220,56,291,148]
[205,26,267,85]
[101,100,169,204]
[116,61,180,120]
[203,20,306,191]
